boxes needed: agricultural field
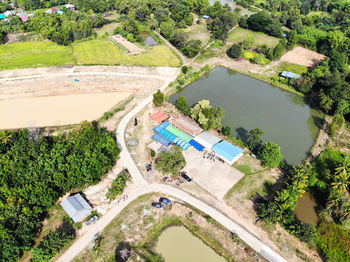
[182,22,211,47]
[0,41,74,71]
[227,27,280,48]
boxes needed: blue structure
[153,121,170,133]
[152,133,172,146]
[212,141,244,164]
[158,128,177,142]
[174,137,192,151]
[189,139,204,151]
[0,14,5,19]
[281,71,301,79]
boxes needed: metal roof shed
[152,133,172,146]
[173,137,192,151]
[169,114,203,137]
[281,71,301,79]
[166,124,193,142]
[60,193,92,222]
[212,141,244,165]
[158,128,177,142]
[194,131,222,150]
[189,139,205,151]
[153,121,170,133]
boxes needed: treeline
[256,149,350,261]
[0,122,119,260]
[26,10,108,45]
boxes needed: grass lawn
[95,22,119,36]
[72,39,181,67]
[278,62,308,75]
[182,23,211,46]
[0,41,74,71]
[228,27,279,48]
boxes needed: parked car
[181,172,192,182]
[86,215,98,226]
[159,197,172,206]
[151,202,165,210]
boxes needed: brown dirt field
[280,46,326,68]
[0,92,132,129]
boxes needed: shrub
[258,142,282,168]
[152,90,165,107]
[181,66,189,74]
[226,43,242,59]
[106,172,130,200]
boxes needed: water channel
[154,225,227,262]
[140,32,157,47]
[169,66,323,164]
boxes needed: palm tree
[0,131,12,145]
[332,158,350,194]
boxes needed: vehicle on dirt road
[86,215,98,226]
[181,172,192,182]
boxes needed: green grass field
[0,41,74,71]
[95,22,119,36]
[182,23,211,46]
[243,51,271,65]
[72,39,181,67]
[228,27,280,48]
[278,62,308,75]
[0,38,181,71]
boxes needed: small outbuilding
[152,133,172,146]
[281,71,301,79]
[150,111,169,123]
[60,193,92,222]
[194,131,222,150]
[202,15,210,19]
[212,140,244,165]
[189,139,205,151]
[153,121,170,133]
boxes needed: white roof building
[60,193,92,222]
[194,131,222,150]
[64,4,75,9]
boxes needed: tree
[222,126,232,136]
[226,43,242,59]
[182,39,202,58]
[247,128,264,152]
[170,29,188,49]
[175,96,191,116]
[115,242,131,262]
[272,41,285,60]
[191,100,225,130]
[160,19,176,39]
[331,158,350,194]
[153,90,164,107]
[258,142,282,168]
[156,147,186,176]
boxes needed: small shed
[20,15,29,23]
[166,124,193,142]
[169,114,203,137]
[281,71,301,79]
[60,193,92,222]
[202,15,210,19]
[150,111,169,123]
[194,131,222,150]
[64,4,75,10]
[212,141,244,165]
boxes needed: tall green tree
[258,142,282,168]
[156,147,186,176]
[152,90,165,107]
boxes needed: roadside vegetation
[0,122,119,261]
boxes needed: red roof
[169,114,203,137]
[150,111,169,123]
[236,57,244,62]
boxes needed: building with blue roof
[281,71,301,79]
[153,121,170,133]
[212,140,244,165]
[151,133,172,146]
[173,137,192,151]
[189,139,204,151]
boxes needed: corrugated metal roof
[153,121,170,133]
[173,137,192,151]
[189,139,205,151]
[60,193,92,222]
[194,131,222,149]
[213,141,244,164]
[169,115,203,137]
[152,133,172,146]
[150,111,169,123]
[158,128,177,142]
[166,124,193,142]
[281,71,301,79]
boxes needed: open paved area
[183,149,245,199]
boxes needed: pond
[140,32,157,47]
[295,192,320,224]
[169,66,323,164]
[154,225,227,262]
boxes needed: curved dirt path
[57,67,288,262]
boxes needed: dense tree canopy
[156,147,186,176]
[258,142,282,168]
[0,122,119,260]
[191,100,225,130]
[152,90,165,107]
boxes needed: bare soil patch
[280,46,326,68]
[110,35,143,55]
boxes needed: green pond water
[154,226,227,262]
[170,66,323,164]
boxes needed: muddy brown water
[169,66,323,165]
[295,192,319,224]
[154,225,227,262]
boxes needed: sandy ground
[183,149,244,199]
[0,92,132,129]
[280,46,326,68]
[110,35,143,55]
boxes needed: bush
[226,43,242,59]
[153,90,165,107]
[182,39,201,58]
[258,142,282,168]
[181,66,189,74]
[106,172,130,200]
